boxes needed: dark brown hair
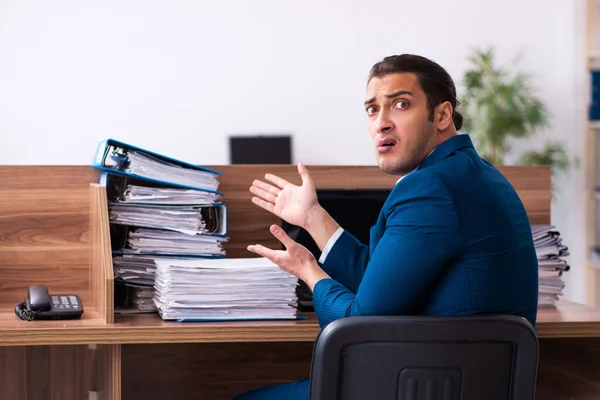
[368,54,463,130]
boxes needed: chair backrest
[309,315,538,400]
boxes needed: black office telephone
[14,285,84,321]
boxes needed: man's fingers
[252,179,282,196]
[269,224,295,249]
[247,244,280,263]
[297,162,314,187]
[264,173,291,189]
[251,197,275,213]
[249,185,277,203]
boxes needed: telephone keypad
[51,295,80,312]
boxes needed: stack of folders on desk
[532,224,570,307]
[93,138,221,192]
[152,257,299,321]
[93,139,227,314]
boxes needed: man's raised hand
[249,162,319,229]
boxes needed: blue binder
[110,224,227,258]
[99,172,222,204]
[108,203,228,237]
[93,138,223,194]
[590,70,600,121]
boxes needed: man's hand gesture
[249,162,319,230]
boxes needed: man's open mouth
[377,138,396,147]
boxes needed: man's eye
[395,101,409,109]
[366,106,377,115]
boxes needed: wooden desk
[0,300,599,347]
[1,300,600,399]
[0,164,596,399]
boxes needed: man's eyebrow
[386,90,413,98]
[364,90,414,106]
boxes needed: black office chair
[309,315,539,400]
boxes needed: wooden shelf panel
[110,313,322,343]
[0,309,106,346]
[0,167,97,309]
[0,310,320,346]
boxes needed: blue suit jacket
[312,134,539,328]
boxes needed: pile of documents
[128,284,156,312]
[123,149,220,191]
[532,224,570,307]
[114,282,157,314]
[114,183,220,204]
[94,139,227,314]
[152,257,299,321]
[108,204,226,236]
[113,255,157,286]
[113,255,158,313]
[94,139,221,192]
[113,227,226,257]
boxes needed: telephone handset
[15,285,84,321]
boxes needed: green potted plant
[459,48,575,182]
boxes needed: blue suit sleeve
[311,173,461,328]
[320,230,370,293]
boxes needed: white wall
[0,0,590,303]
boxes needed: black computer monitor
[281,188,392,262]
[229,135,292,164]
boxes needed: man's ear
[435,101,453,131]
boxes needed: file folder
[93,138,222,193]
[99,172,222,205]
[532,224,570,307]
[591,70,600,121]
[93,138,231,315]
[113,254,157,286]
[114,280,157,314]
[108,202,227,236]
[110,224,227,258]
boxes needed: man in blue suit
[235,54,539,400]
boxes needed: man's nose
[375,110,394,134]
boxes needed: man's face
[365,72,436,176]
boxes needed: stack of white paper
[113,255,158,286]
[114,282,158,314]
[121,184,221,204]
[129,285,157,312]
[95,139,227,315]
[152,257,299,321]
[125,150,220,191]
[120,228,226,257]
[532,225,569,307]
[108,203,225,235]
